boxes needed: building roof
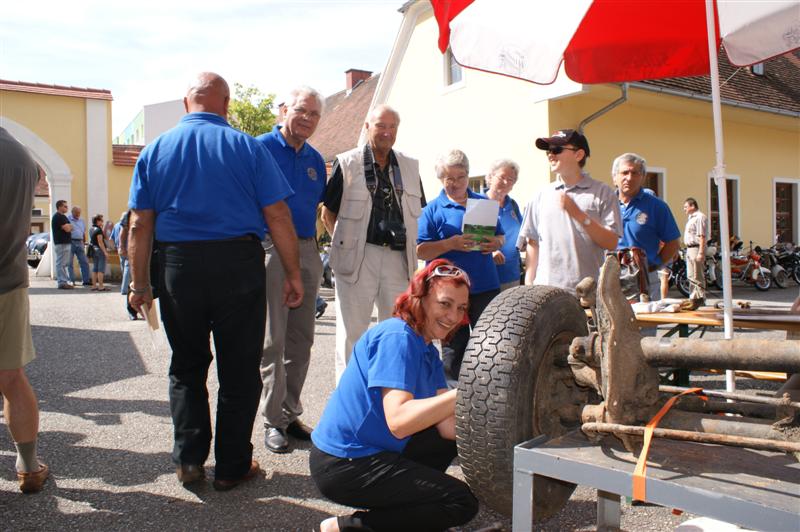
[0,79,113,101]
[309,74,380,162]
[112,144,143,166]
[639,50,800,115]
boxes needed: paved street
[0,273,792,531]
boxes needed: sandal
[91,287,99,291]
[99,287,110,291]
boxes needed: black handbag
[86,243,94,259]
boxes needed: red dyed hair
[393,259,470,343]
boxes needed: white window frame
[773,177,800,244]
[442,47,465,94]
[646,166,667,199]
[707,173,740,240]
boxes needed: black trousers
[442,288,500,381]
[310,427,479,531]
[158,239,266,481]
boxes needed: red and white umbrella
[433,0,800,387]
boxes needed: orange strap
[632,387,707,502]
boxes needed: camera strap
[363,144,404,204]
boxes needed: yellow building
[1,80,137,275]
[375,2,800,246]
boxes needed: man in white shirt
[682,197,708,306]
[517,129,621,294]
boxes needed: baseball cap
[535,129,590,156]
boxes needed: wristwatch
[129,283,151,295]
[582,215,591,227]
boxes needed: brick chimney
[346,69,372,91]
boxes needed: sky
[1,0,405,136]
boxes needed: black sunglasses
[547,146,580,155]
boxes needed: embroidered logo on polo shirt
[636,212,648,225]
[307,167,318,181]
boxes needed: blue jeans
[54,243,71,286]
[120,255,131,294]
[70,240,91,284]
[92,248,106,273]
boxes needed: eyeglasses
[546,146,580,155]
[426,264,471,286]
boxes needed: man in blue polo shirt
[613,152,680,300]
[127,72,303,492]
[256,86,327,454]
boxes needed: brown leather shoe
[286,419,313,441]
[176,464,205,485]
[18,463,49,494]
[212,460,261,492]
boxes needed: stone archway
[1,117,73,277]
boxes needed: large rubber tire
[792,264,800,285]
[754,270,771,291]
[456,285,591,518]
[676,270,691,297]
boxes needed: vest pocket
[405,192,422,218]
[331,235,359,276]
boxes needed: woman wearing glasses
[484,159,524,291]
[416,149,504,381]
[310,259,479,532]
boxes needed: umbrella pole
[705,0,735,392]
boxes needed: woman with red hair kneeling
[310,259,479,531]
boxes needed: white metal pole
[705,0,735,392]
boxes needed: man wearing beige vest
[322,105,424,383]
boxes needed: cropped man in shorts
[0,126,49,493]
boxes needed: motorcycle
[774,242,800,285]
[757,245,789,288]
[672,243,721,298]
[729,239,771,291]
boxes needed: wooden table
[634,308,800,334]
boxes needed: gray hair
[435,149,470,180]
[285,85,325,114]
[367,104,400,124]
[611,152,647,177]
[486,159,519,182]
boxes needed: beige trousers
[334,244,409,384]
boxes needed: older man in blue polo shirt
[127,72,302,492]
[67,206,91,286]
[256,87,327,454]
[613,152,680,300]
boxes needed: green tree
[228,83,276,137]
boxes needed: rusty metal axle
[660,385,800,410]
[641,337,800,372]
[582,422,800,454]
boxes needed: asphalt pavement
[0,274,792,531]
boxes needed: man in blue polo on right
[612,152,680,301]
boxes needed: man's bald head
[184,72,230,117]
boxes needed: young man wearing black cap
[517,129,621,294]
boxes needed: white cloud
[1,0,404,135]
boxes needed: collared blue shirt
[129,113,292,242]
[417,188,502,294]
[486,192,522,284]
[68,215,86,240]
[312,318,446,458]
[617,188,680,267]
[257,125,326,238]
